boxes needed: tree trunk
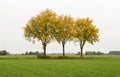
[62,41,65,56]
[43,43,47,56]
[80,45,83,58]
[80,41,85,58]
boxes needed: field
[0,55,120,77]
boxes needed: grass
[0,55,120,77]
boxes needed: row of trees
[0,50,9,55]
[85,51,104,55]
[24,9,99,57]
[76,51,104,55]
[25,51,40,55]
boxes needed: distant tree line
[85,51,104,55]
[109,51,120,55]
[76,51,104,55]
[0,50,9,55]
[24,51,40,55]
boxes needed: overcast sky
[0,0,120,54]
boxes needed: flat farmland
[0,55,120,77]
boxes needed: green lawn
[0,55,120,77]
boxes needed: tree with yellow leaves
[53,15,74,56]
[75,18,99,57]
[24,9,57,56]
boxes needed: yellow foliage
[24,9,57,44]
[54,15,75,44]
[75,17,99,44]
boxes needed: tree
[25,51,39,55]
[53,15,74,56]
[96,51,103,55]
[24,9,57,56]
[75,18,99,57]
[85,51,91,55]
[0,50,9,55]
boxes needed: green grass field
[0,55,120,77]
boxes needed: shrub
[37,55,84,59]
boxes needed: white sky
[0,0,120,54]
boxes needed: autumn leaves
[24,9,99,57]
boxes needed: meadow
[0,55,120,77]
